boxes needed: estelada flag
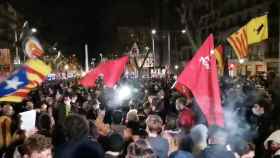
[23,37,45,59]
[245,15,268,44]
[214,45,225,76]
[227,27,248,60]
[0,59,51,102]
[176,34,224,126]
[80,56,129,88]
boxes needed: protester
[126,139,157,158]
[110,110,126,136]
[175,97,195,132]
[146,114,169,158]
[22,134,53,158]
[105,132,125,158]
[198,125,235,158]
[0,71,279,158]
[264,130,280,158]
[0,104,14,154]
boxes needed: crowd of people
[0,72,280,158]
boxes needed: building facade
[198,0,279,75]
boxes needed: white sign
[19,110,36,131]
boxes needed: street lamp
[145,46,149,51]
[64,64,69,70]
[181,29,186,34]
[151,29,156,69]
[31,28,37,33]
[175,65,179,70]
[151,29,156,35]
[239,58,245,64]
[99,53,103,61]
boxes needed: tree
[174,0,214,52]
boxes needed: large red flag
[176,34,224,126]
[80,56,129,88]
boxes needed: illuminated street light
[31,28,37,33]
[64,64,69,70]
[151,29,156,35]
[239,59,245,64]
[181,29,186,34]
[175,65,179,70]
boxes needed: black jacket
[197,144,235,158]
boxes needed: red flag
[80,56,129,88]
[176,34,224,126]
[174,82,192,100]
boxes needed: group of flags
[227,15,268,60]
[0,14,268,127]
[79,14,269,127]
[0,37,50,102]
[0,59,51,102]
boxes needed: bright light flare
[31,28,37,33]
[117,85,132,101]
[239,59,245,64]
[64,64,69,70]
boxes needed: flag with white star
[0,59,51,102]
[0,69,29,97]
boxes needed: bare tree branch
[176,2,197,51]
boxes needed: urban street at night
[0,0,279,158]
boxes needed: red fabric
[176,34,224,126]
[80,56,129,88]
[178,108,195,129]
[175,82,192,100]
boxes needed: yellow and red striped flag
[214,45,225,75]
[0,59,51,102]
[227,27,248,60]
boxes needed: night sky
[9,0,156,61]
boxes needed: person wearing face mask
[250,98,273,158]
[264,130,280,158]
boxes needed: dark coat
[197,144,235,158]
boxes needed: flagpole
[168,32,171,66]
[152,37,156,69]
[278,1,280,75]
[14,31,20,64]
[171,81,177,89]
[85,44,89,72]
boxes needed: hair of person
[37,113,52,133]
[63,114,89,142]
[146,114,163,134]
[190,124,208,145]
[126,139,157,158]
[165,113,178,130]
[176,97,187,106]
[108,132,125,152]
[2,104,14,116]
[207,125,228,145]
[112,110,123,125]
[23,134,52,155]
[88,120,99,140]
[126,109,139,122]
[255,98,271,112]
